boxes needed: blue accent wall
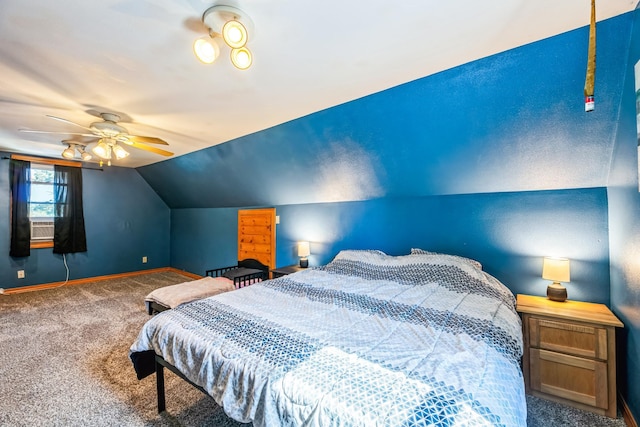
[1,159,170,289]
[607,9,640,420]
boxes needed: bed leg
[156,359,166,413]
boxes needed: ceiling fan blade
[126,135,169,145]
[19,129,96,137]
[46,115,95,132]
[127,142,174,157]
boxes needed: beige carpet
[0,272,628,426]
[0,272,247,427]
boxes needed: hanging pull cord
[584,0,596,112]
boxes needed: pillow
[410,248,482,270]
[330,249,388,263]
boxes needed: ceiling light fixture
[197,5,254,70]
[60,142,92,161]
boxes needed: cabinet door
[530,348,608,410]
[528,317,608,360]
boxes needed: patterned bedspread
[130,250,526,426]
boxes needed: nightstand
[516,294,623,418]
[270,265,306,279]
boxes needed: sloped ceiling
[0,0,637,167]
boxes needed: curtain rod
[1,156,103,171]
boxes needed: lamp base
[547,282,567,302]
[299,258,308,268]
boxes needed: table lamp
[298,241,310,268]
[542,257,570,302]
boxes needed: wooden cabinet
[517,294,623,418]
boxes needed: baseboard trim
[620,393,638,427]
[2,267,201,295]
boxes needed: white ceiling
[0,0,637,168]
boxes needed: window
[28,163,55,246]
[29,163,55,219]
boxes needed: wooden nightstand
[270,265,306,279]
[516,294,623,418]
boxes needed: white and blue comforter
[130,250,526,426]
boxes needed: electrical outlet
[142,256,148,263]
[17,270,25,279]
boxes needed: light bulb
[222,20,248,49]
[230,47,252,70]
[193,37,220,64]
[79,149,92,161]
[92,140,111,159]
[61,145,75,159]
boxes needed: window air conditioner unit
[31,220,55,240]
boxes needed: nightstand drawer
[528,317,608,360]
[530,348,608,410]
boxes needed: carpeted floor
[0,272,629,426]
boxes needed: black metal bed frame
[154,354,208,413]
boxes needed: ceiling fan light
[222,20,248,49]
[230,47,252,70]
[112,143,130,160]
[61,144,76,159]
[194,37,220,64]
[92,140,111,159]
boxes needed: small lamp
[298,241,310,268]
[542,257,570,302]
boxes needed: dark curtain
[54,165,87,254]
[9,159,31,257]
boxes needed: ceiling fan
[20,112,174,165]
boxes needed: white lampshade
[222,20,248,49]
[230,47,252,70]
[61,144,75,159]
[111,143,130,160]
[542,257,570,283]
[298,241,310,258]
[92,140,111,159]
[193,37,220,64]
[78,146,92,161]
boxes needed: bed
[130,249,526,426]
[145,258,269,314]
